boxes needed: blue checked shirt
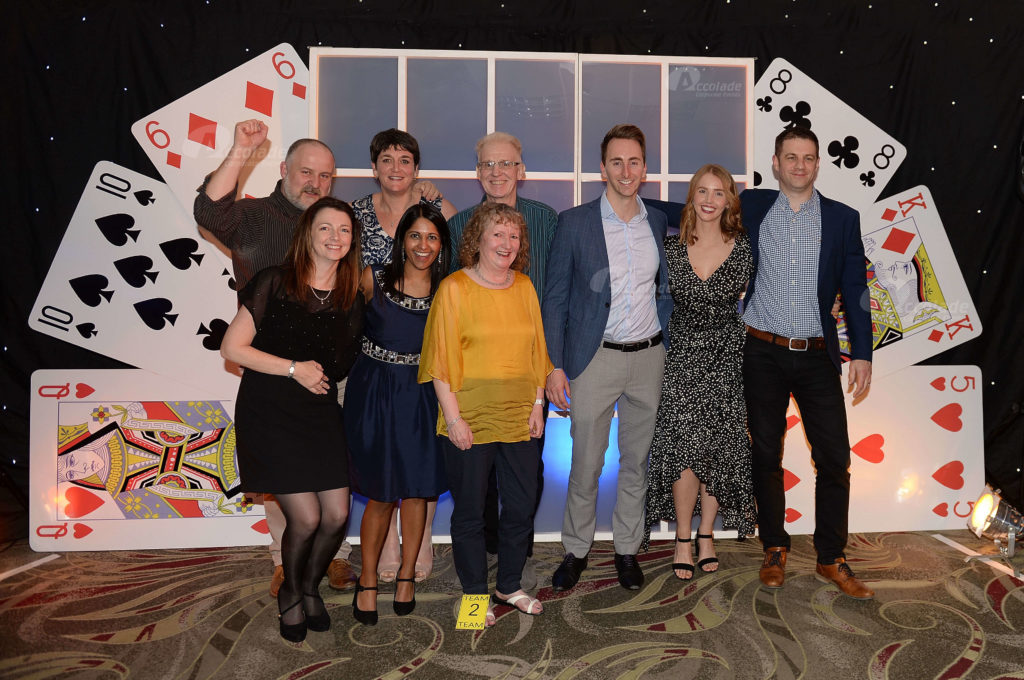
[743,190,823,338]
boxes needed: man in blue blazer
[742,126,874,599]
[543,124,673,592]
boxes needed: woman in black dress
[222,196,364,642]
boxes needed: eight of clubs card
[753,58,906,210]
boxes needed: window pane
[408,59,487,170]
[495,60,575,172]
[668,65,747,175]
[668,181,690,205]
[518,181,574,215]
[582,63,661,173]
[426,178,487,215]
[317,57,398,169]
[331,177,381,204]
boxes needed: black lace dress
[234,266,363,494]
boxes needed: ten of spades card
[28,161,240,394]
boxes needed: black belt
[602,331,663,352]
[746,326,826,351]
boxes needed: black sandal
[672,537,695,581]
[696,533,719,573]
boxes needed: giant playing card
[30,369,267,552]
[28,161,240,394]
[836,186,982,377]
[781,365,983,536]
[131,43,309,217]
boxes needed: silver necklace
[309,285,333,303]
[474,264,511,287]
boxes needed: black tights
[274,488,350,625]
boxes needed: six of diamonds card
[130,42,309,216]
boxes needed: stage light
[966,486,1024,577]
[968,486,1024,544]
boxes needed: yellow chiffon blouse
[418,269,553,444]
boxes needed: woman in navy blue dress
[344,203,451,624]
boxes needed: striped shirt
[193,179,302,291]
[447,195,558,300]
[743,190,823,338]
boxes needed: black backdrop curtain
[3,1,1023,539]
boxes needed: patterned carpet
[1,531,1023,679]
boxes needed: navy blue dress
[343,267,446,501]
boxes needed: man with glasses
[447,131,558,590]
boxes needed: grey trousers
[561,343,665,556]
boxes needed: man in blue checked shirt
[741,126,874,600]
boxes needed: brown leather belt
[746,326,826,351]
[602,331,663,352]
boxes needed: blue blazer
[740,188,872,371]
[542,198,673,380]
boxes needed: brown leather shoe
[327,558,357,591]
[269,564,285,598]
[759,547,787,588]
[815,558,874,600]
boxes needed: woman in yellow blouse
[418,202,552,624]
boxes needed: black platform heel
[672,537,695,581]
[352,582,378,625]
[393,577,416,616]
[278,599,307,642]
[304,591,331,632]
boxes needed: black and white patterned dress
[352,194,444,267]
[644,234,757,545]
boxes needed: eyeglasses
[476,160,521,170]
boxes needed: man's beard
[284,183,320,209]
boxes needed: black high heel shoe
[278,599,307,642]
[393,577,416,616]
[352,582,378,626]
[303,591,331,632]
[696,533,719,573]
[672,537,695,581]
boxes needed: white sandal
[492,591,543,616]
